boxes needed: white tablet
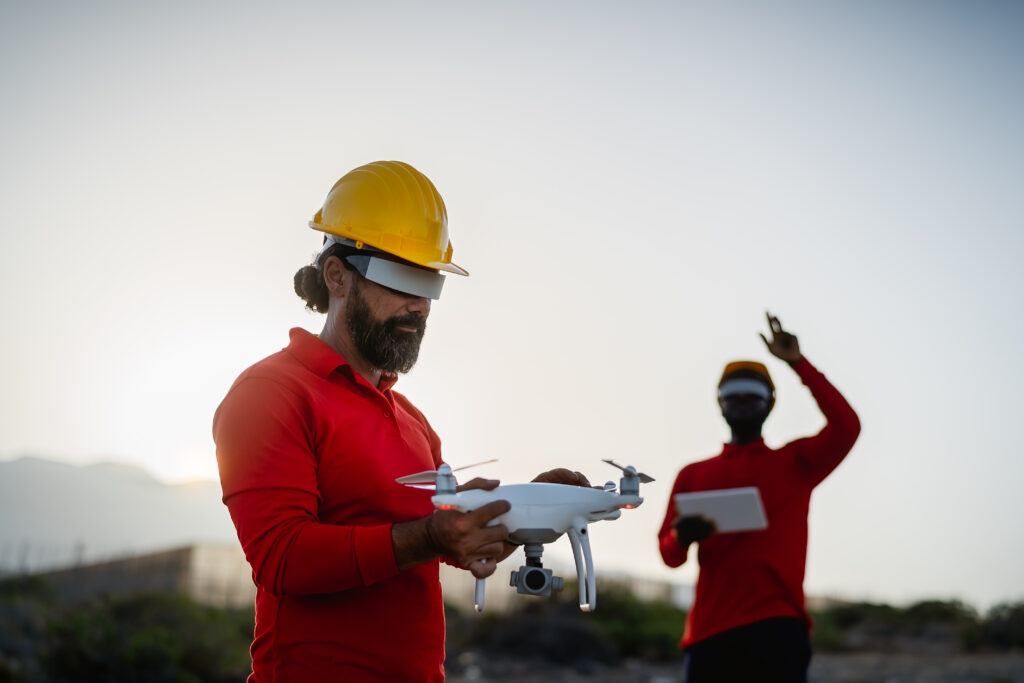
[674,487,768,533]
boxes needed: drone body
[432,483,636,544]
[397,461,653,612]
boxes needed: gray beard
[346,282,426,374]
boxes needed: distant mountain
[0,457,237,573]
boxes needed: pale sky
[2,1,1022,611]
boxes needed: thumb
[759,332,771,348]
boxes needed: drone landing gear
[567,525,596,612]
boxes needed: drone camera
[510,566,564,597]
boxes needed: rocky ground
[446,652,1024,682]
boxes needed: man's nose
[405,296,431,316]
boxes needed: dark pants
[685,617,811,683]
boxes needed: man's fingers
[457,477,500,493]
[468,558,498,579]
[759,332,771,348]
[464,535,508,570]
[467,499,511,525]
[475,524,510,546]
[532,468,592,487]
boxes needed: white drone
[396,460,654,612]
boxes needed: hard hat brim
[309,221,468,277]
[428,260,468,277]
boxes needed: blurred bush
[447,578,688,667]
[40,593,253,683]
[980,601,1024,651]
[810,598,1024,654]
[4,571,1023,681]
[0,576,253,683]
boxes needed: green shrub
[982,601,1024,651]
[40,593,252,683]
[448,578,689,664]
[903,599,978,624]
[567,581,688,661]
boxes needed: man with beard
[214,161,588,682]
[658,313,861,683]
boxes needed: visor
[718,378,773,400]
[344,254,445,299]
[316,235,446,299]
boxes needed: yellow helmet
[309,161,468,276]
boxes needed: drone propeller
[396,459,498,486]
[601,459,655,484]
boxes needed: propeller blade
[601,459,655,484]
[396,459,499,485]
[396,470,441,485]
[451,458,498,473]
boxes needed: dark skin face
[719,391,772,445]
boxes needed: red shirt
[658,358,860,647]
[213,328,445,682]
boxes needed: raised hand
[759,312,802,364]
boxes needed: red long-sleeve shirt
[658,358,860,647]
[213,328,445,681]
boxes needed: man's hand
[673,515,716,547]
[760,311,802,364]
[531,468,592,487]
[426,501,512,578]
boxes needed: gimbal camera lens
[510,566,564,597]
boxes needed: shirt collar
[285,327,399,392]
[722,437,767,455]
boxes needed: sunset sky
[2,1,1022,610]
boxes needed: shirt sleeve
[213,375,400,597]
[787,357,862,486]
[658,467,692,567]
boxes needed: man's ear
[322,256,349,298]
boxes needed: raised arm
[761,312,861,482]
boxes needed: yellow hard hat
[718,360,775,408]
[719,361,774,391]
[309,161,468,276]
